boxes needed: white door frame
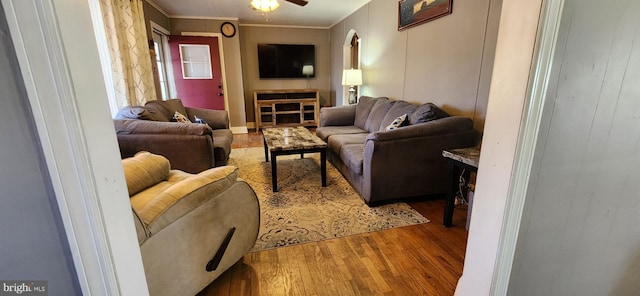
[2,0,148,294]
[491,0,566,293]
[178,32,231,117]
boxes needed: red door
[168,35,225,110]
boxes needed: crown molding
[239,23,329,30]
[170,15,240,21]
[145,0,170,17]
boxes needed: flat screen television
[257,44,316,79]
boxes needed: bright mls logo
[0,281,47,296]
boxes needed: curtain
[100,0,157,109]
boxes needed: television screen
[257,44,316,79]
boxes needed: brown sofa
[122,152,259,296]
[114,99,233,173]
[316,96,476,205]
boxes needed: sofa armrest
[359,117,477,203]
[185,107,230,129]
[319,105,356,127]
[366,116,474,142]
[116,133,215,173]
[114,119,212,135]
[139,166,239,234]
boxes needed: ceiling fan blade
[284,0,308,6]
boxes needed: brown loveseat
[122,152,259,296]
[114,99,233,173]
[316,96,476,205]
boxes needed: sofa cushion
[315,125,367,142]
[410,103,450,124]
[340,144,364,175]
[121,151,171,196]
[364,98,395,132]
[115,106,169,122]
[142,102,172,121]
[327,133,369,154]
[384,114,409,131]
[379,100,419,131]
[355,96,382,129]
[145,99,189,121]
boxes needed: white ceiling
[148,0,371,28]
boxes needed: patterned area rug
[228,147,430,252]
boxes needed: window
[150,22,176,100]
[179,44,212,79]
[152,31,168,99]
[152,29,171,99]
[350,33,360,69]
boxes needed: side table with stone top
[262,127,327,192]
[442,147,480,227]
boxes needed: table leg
[271,152,278,192]
[321,150,327,187]
[444,161,458,227]
[263,138,269,162]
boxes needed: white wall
[507,0,640,294]
[455,0,544,293]
[330,0,502,131]
[0,6,80,294]
[458,0,640,294]
[2,0,149,293]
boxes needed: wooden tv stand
[254,89,319,130]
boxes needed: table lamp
[341,68,362,104]
[302,65,314,89]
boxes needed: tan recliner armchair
[122,152,260,296]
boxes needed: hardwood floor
[200,131,469,296]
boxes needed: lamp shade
[341,69,362,86]
[302,65,314,76]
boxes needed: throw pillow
[385,114,408,131]
[410,103,449,124]
[172,111,192,123]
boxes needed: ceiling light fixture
[250,0,280,13]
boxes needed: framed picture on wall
[398,0,453,31]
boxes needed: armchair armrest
[319,105,356,127]
[114,119,212,135]
[185,107,229,129]
[138,166,239,235]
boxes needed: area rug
[228,147,430,252]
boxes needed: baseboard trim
[230,126,248,134]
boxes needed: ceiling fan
[284,0,308,6]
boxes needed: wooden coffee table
[262,127,327,192]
